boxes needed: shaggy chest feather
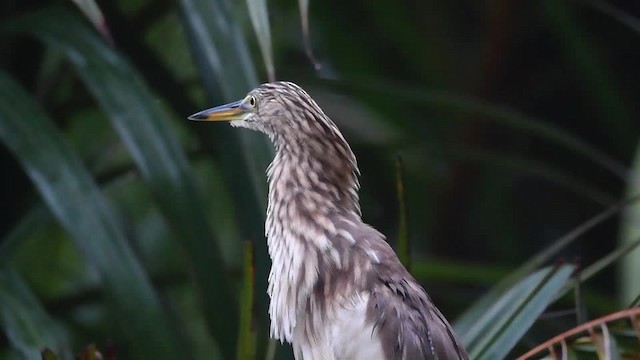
[264,150,360,342]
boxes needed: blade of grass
[395,154,410,271]
[9,7,240,355]
[571,235,640,291]
[246,0,275,81]
[68,0,112,43]
[298,0,321,70]
[0,268,72,359]
[620,141,640,304]
[0,70,184,359]
[237,242,257,360]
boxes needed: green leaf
[0,206,51,265]
[10,7,239,354]
[458,148,616,206]
[298,0,321,70]
[0,268,71,359]
[584,0,640,35]
[41,348,58,360]
[246,0,275,81]
[620,144,640,305]
[320,78,629,181]
[412,258,508,285]
[454,196,637,334]
[465,264,575,360]
[237,242,256,360]
[541,0,633,155]
[574,235,640,291]
[68,0,112,43]
[0,70,184,359]
[178,0,282,356]
[395,154,411,271]
[178,0,274,199]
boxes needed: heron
[189,81,468,360]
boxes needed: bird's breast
[292,292,385,360]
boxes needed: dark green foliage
[1,1,639,359]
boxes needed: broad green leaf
[0,269,71,359]
[466,265,575,360]
[0,70,184,359]
[246,0,275,81]
[11,7,238,354]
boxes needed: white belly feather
[292,293,385,360]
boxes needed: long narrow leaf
[0,206,51,264]
[246,0,275,81]
[68,0,111,43]
[178,0,279,356]
[0,268,71,359]
[237,242,257,360]
[541,0,633,155]
[584,0,640,35]
[620,143,640,304]
[574,236,640,292]
[468,265,575,359]
[9,7,240,354]
[320,78,629,180]
[298,0,321,70]
[395,154,410,271]
[0,70,184,359]
[455,194,640,335]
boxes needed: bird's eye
[247,96,256,108]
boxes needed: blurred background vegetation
[1,0,639,359]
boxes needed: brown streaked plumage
[189,81,468,360]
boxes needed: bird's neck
[264,140,361,341]
[268,136,361,216]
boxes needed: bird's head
[188,81,343,146]
[190,81,361,216]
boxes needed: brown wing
[364,235,469,360]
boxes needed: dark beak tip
[187,112,204,121]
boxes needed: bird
[189,81,468,360]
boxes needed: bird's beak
[188,100,249,122]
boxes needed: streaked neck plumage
[264,96,360,341]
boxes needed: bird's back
[292,218,468,360]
